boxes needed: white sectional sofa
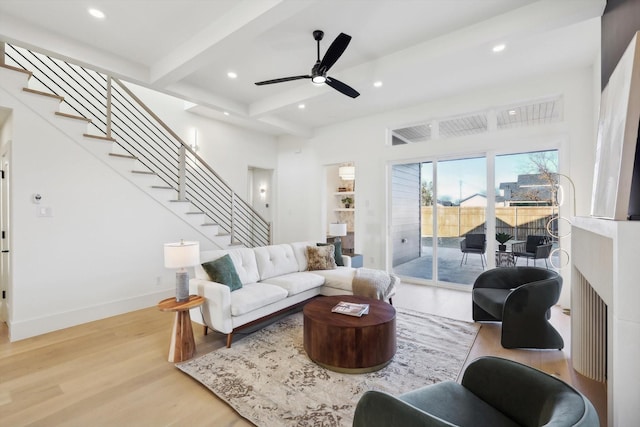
[189,242,369,347]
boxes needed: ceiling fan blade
[326,76,360,98]
[319,33,351,73]
[255,75,310,85]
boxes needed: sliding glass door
[495,150,559,269]
[392,157,486,287]
[436,157,486,286]
[391,149,560,287]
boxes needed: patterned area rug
[177,308,480,427]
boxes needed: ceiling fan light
[312,75,326,84]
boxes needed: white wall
[276,66,597,307]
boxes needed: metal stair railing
[3,42,271,248]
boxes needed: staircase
[0,43,270,249]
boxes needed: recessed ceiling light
[508,110,517,116]
[88,8,105,19]
[373,81,383,88]
[492,44,506,53]
[223,111,230,116]
[298,104,305,109]
[227,71,237,79]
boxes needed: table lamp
[164,240,200,302]
[329,223,347,242]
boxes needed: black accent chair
[472,267,564,349]
[512,235,553,268]
[459,233,487,268]
[353,356,600,427]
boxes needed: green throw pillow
[201,254,243,291]
[318,241,344,266]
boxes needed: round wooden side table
[157,295,204,362]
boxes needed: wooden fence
[421,206,555,240]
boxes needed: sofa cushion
[196,248,259,285]
[254,244,300,281]
[230,282,289,317]
[472,288,510,319]
[399,381,520,427]
[313,267,356,292]
[290,241,314,271]
[201,254,243,291]
[261,272,325,296]
[318,241,344,266]
[306,245,337,271]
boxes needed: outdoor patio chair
[460,233,487,268]
[512,235,553,268]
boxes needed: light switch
[36,206,53,217]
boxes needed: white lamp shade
[164,241,200,268]
[338,166,355,180]
[329,223,347,237]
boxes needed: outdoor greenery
[495,232,514,244]
[421,180,433,206]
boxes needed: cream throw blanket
[352,268,398,301]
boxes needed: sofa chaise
[189,241,397,347]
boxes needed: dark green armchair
[352,356,599,427]
[472,266,564,349]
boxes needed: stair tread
[150,185,173,189]
[169,199,191,203]
[0,63,32,77]
[186,211,205,215]
[108,153,138,160]
[201,223,218,226]
[22,87,64,102]
[131,170,155,175]
[54,111,91,122]
[83,133,115,142]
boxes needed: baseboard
[8,289,174,342]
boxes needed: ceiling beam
[149,0,317,87]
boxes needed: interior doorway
[325,163,356,254]
[247,166,273,224]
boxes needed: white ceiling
[0,0,605,137]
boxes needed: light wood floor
[0,284,607,427]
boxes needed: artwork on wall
[591,31,640,220]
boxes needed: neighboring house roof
[500,173,555,204]
[460,193,487,207]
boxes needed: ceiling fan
[254,30,360,98]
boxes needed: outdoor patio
[393,238,560,286]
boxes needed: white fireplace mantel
[572,216,640,426]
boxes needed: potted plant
[495,232,513,251]
[341,196,353,208]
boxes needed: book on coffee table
[331,301,370,317]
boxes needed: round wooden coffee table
[303,295,396,373]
